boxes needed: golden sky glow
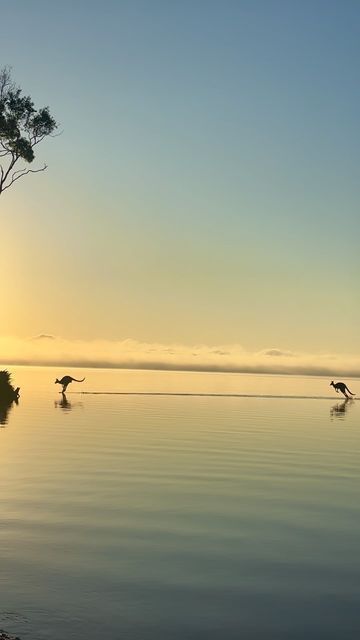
[1,336,359,378]
[1,2,359,364]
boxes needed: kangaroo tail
[71,377,85,382]
[346,386,355,395]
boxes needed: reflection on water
[330,398,354,420]
[54,392,83,412]
[0,397,18,426]
[0,367,359,640]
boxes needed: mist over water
[1,336,360,377]
[0,367,359,639]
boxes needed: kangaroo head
[330,381,334,386]
[55,378,60,384]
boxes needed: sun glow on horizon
[0,2,359,356]
[0,335,359,379]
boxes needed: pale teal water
[0,367,359,639]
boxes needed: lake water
[0,366,359,639]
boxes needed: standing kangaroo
[55,375,85,393]
[330,381,355,398]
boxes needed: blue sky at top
[0,0,359,354]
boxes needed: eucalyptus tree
[0,66,57,195]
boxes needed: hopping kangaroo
[330,381,355,398]
[55,375,85,393]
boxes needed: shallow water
[0,367,359,639]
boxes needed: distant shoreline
[0,360,359,380]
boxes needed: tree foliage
[0,369,19,399]
[0,66,57,195]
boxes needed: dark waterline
[78,391,357,401]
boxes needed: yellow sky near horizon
[1,2,359,357]
[0,335,359,379]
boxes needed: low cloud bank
[0,336,359,378]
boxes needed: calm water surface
[0,367,359,639]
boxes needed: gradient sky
[1,0,359,362]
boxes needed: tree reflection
[0,397,19,426]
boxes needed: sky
[0,0,359,375]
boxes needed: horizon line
[1,359,360,380]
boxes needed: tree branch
[0,153,17,190]
[1,163,47,193]
[0,66,57,197]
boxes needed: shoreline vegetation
[0,370,20,425]
[0,370,20,401]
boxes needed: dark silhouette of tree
[0,369,20,400]
[0,66,57,195]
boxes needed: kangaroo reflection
[0,397,19,426]
[54,392,83,412]
[330,397,354,420]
